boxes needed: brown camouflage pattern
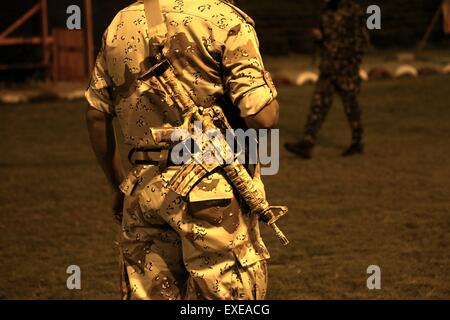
[85,0,277,147]
[119,165,269,300]
[85,0,276,300]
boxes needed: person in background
[285,0,369,159]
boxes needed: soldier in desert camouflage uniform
[285,0,369,158]
[85,0,279,300]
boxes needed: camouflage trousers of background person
[118,164,270,300]
[303,71,364,145]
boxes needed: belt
[128,148,178,167]
[128,148,256,174]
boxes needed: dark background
[1,0,450,301]
[1,0,448,63]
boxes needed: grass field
[1,75,449,300]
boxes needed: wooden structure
[417,0,448,51]
[52,29,86,81]
[0,0,94,80]
[0,0,51,72]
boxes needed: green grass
[1,75,450,299]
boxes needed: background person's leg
[340,90,364,144]
[285,73,335,158]
[336,76,364,156]
[303,74,335,144]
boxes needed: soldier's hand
[310,28,322,41]
[112,189,125,224]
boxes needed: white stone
[58,89,85,100]
[394,65,418,78]
[295,71,319,86]
[359,68,369,81]
[442,64,450,74]
[0,93,29,104]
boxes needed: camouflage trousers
[118,165,270,300]
[303,71,364,144]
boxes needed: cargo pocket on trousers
[232,241,270,269]
[187,172,235,227]
[138,180,166,214]
[231,244,270,300]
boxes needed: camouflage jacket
[319,0,369,73]
[85,0,277,148]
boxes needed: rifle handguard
[141,58,290,246]
[223,163,289,246]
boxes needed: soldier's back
[87,0,265,147]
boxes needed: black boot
[285,140,314,159]
[342,142,364,157]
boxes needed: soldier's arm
[222,21,279,129]
[85,29,125,194]
[244,99,279,129]
[354,5,370,54]
[310,28,323,42]
[312,8,325,44]
[85,107,126,192]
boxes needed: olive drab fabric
[85,0,276,300]
[304,0,368,144]
[319,0,369,77]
